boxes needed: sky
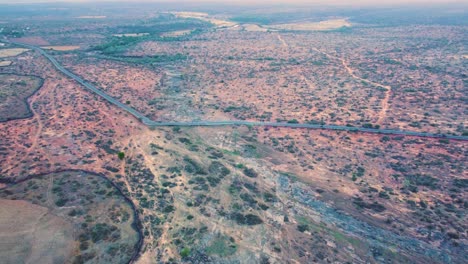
[0,0,465,5]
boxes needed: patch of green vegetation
[325,26,352,33]
[279,171,301,183]
[221,149,241,156]
[0,26,24,37]
[353,167,365,178]
[205,235,237,257]
[112,14,212,36]
[296,215,363,247]
[353,197,386,212]
[0,171,138,264]
[453,178,468,188]
[90,16,212,60]
[242,167,258,178]
[97,53,187,65]
[183,156,207,175]
[230,213,263,225]
[91,223,119,243]
[118,152,125,160]
[180,247,190,258]
[230,14,275,24]
[405,174,439,190]
[382,58,402,65]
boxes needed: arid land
[0,4,466,264]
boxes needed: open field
[161,30,193,37]
[242,24,270,32]
[0,171,140,263]
[0,61,11,67]
[268,19,351,31]
[11,37,50,46]
[172,11,237,28]
[0,199,75,264]
[0,48,29,58]
[41,46,80,51]
[0,74,43,121]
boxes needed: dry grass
[243,24,270,32]
[268,19,351,31]
[0,61,12,67]
[0,74,43,121]
[208,18,237,27]
[0,199,74,264]
[0,48,29,58]
[41,46,80,51]
[161,30,192,37]
[172,12,237,28]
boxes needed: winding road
[12,41,468,141]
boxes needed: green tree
[180,247,190,258]
[118,152,125,160]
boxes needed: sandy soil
[41,46,80,51]
[0,199,75,264]
[0,48,29,58]
[269,19,351,31]
[243,24,270,32]
[161,30,192,37]
[0,61,12,67]
[172,12,237,28]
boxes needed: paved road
[13,41,468,141]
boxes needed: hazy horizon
[0,0,466,7]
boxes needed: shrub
[453,179,468,188]
[90,223,117,243]
[406,174,439,189]
[353,197,386,212]
[184,156,207,175]
[231,213,263,225]
[118,152,125,160]
[55,198,68,207]
[297,224,309,232]
[180,247,190,258]
[243,168,258,178]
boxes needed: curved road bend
[13,42,468,141]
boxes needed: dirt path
[3,90,45,173]
[339,57,391,124]
[27,97,44,157]
[277,34,288,48]
[312,48,391,124]
[135,136,175,259]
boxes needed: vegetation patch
[0,74,43,122]
[230,212,263,225]
[0,171,139,263]
[205,234,237,257]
